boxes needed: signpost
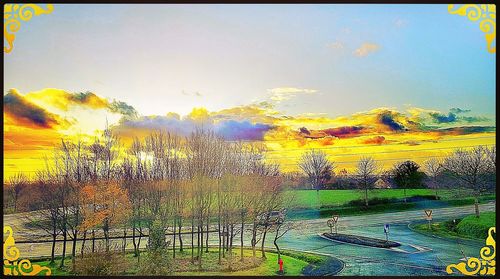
[327,215,339,234]
[333,215,339,234]
[424,209,433,229]
[384,224,390,242]
[327,219,334,234]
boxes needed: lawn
[286,189,494,209]
[31,248,325,276]
[411,211,496,240]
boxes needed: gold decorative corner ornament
[4,4,54,53]
[448,4,496,54]
[446,227,496,276]
[3,226,52,276]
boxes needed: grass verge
[411,212,496,240]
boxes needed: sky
[3,4,496,178]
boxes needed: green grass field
[285,189,494,209]
[412,212,496,240]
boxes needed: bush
[138,249,172,275]
[74,245,128,275]
[456,212,496,239]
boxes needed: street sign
[424,209,433,220]
[327,219,334,227]
[333,215,339,222]
[384,224,389,241]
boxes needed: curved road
[4,202,495,276]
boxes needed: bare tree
[442,146,492,217]
[354,156,379,207]
[424,158,443,200]
[299,149,334,191]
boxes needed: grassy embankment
[412,212,496,240]
[31,248,330,276]
[285,189,495,218]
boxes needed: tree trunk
[71,231,77,266]
[261,227,267,259]
[205,218,209,253]
[50,233,56,264]
[60,227,67,268]
[274,236,280,262]
[178,218,183,252]
[474,197,480,218]
[403,188,407,203]
[132,226,138,257]
[365,187,369,207]
[81,230,87,257]
[173,217,176,258]
[240,221,244,261]
[123,228,127,254]
[218,218,222,264]
[92,229,95,253]
[191,216,194,263]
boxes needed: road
[3,202,495,276]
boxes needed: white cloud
[353,43,380,57]
[328,41,344,49]
[267,87,317,102]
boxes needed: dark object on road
[257,209,286,225]
[322,232,401,248]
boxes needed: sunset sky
[4,4,496,179]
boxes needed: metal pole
[335,222,337,234]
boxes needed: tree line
[5,126,292,270]
[297,145,496,215]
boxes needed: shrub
[74,244,128,275]
[138,249,172,275]
[456,212,496,239]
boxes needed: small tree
[354,156,379,207]
[299,149,334,191]
[442,146,492,217]
[392,160,425,202]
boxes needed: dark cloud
[114,114,273,141]
[299,127,310,135]
[429,109,488,124]
[109,100,138,117]
[215,120,273,141]
[429,112,457,123]
[4,90,65,129]
[438,126,496,135]
[379,112,406,131]
[323,126,365,138]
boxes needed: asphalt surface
[3,202,495,276]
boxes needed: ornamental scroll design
[448,4,496,54]
[446,227,496,276]
[3,226,52,276]
[4,4,54,53]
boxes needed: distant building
[374,178,391,189]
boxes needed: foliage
[138,249,172,275]
[392,160,426,189]
[74,246,128,275]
